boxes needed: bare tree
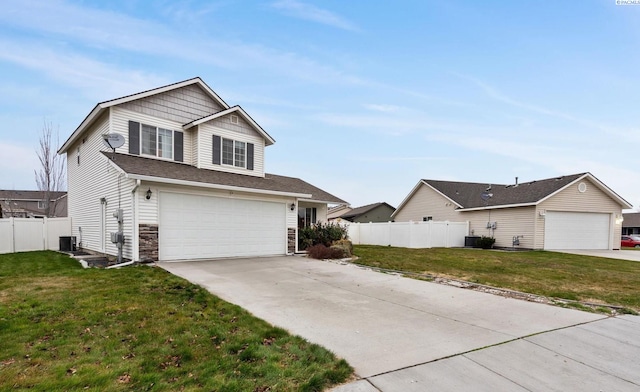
[2,190,17,218]
[35,121,66,217]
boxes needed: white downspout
[131,179,140,262]
[110,179,140,269]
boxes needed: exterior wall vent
[230,115,239,124]
[578,182,587,193]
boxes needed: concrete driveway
[158,256,640,391]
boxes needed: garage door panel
[159,193,286,261]
[544,212,610,250]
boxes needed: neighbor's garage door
[159,192,286,261]
[544,211,610,250]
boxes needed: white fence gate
[0,217,72,254]
[348,221,469,248]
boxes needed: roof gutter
[297,198,348,205]
[125,173,312,199]
[458,202,538,212]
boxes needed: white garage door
[544,211,610,250]
[159,192,286,261]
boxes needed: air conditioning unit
[59,236,77,252]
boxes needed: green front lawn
[353,245,640,312]
[0,251,352,391]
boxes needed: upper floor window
[141,124,173,159]
[212,135,254,170]
[221,138,246,168]
[129,121,183,162]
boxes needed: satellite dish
[480,192,493,201]
[102,133,125,149]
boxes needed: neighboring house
[331,202,395,223]
[0,190,67,218]
[58,77,347,262]
[327,204,352,220]
[622,212,640,235]
[392,173,631,250]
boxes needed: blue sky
[1,0,639,210]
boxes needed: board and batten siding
[197,121,265,177]
[393,184,462,222]
[67,111,136,260]
[535,179,623,249]
[110,107,193,165]
[118,84,225,125]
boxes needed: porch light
[146,188,152,200]
[290,203,296,211]
[615,214,624,225]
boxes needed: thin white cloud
[452,72,630,138]
[270,0,360,32]
[362,104,403,113]
[350,156,451,162]
[0,1,370,88]
[0,39,169,101]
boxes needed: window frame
[221,137,246,168]
[298,207,317,228]
[140,123,174,160]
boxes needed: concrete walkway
[158,256,640,391]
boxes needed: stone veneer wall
[139,224,159,262]
[288,228,296,254]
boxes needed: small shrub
[307,244,346,260]
[299,222,348,250]
[476,236,496,249]
[330,239,353,258]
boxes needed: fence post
[43,217,48,251]
[10,217,15,253]
[445,221,450,248]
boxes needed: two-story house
[58,78,346,262]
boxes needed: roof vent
[230,115,239,124]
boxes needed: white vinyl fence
[0,217,72,254]
[348,220,469,248]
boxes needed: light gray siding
[67,112,136,260]
[119,84,224,124]
[197,121,265,177]
[463,207,536,249]
[393,184,462,222]
[209,114,257,136]
[110,107,194,165]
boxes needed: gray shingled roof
[103,152,347,204]
[0,190,67,200]
[340,202,395,219]
[424,173,587,209]
[623,212,640,227]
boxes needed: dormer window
[213,135,253,170]
[222,138,245,168]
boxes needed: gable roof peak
[183,105,275,146]
[59,77,231,154]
